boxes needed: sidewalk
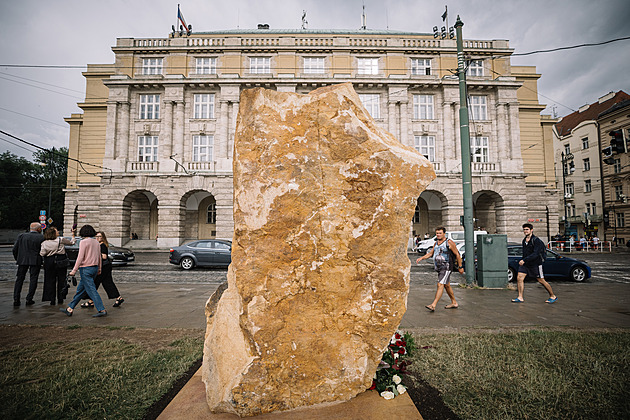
[1,280,629,330]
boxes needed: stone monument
[202,82,435,416]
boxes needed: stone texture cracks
[203,82,435,416]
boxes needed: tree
[0,148,68,230]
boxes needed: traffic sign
[41,223,46,229]
[39,215,46,221]
[40,210,46,216]
[47,218,53,224]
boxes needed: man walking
[512,223,557,304]
[13,222,44,306]
[416,226,464,311]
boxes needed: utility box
[477,234,508,288]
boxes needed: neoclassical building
[64,27,558,247]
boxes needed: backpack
[538,237,547,262]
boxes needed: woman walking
[40,227,75,305]
[59,225,107,317]
[81,231,124,308]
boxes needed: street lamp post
[561,151,574,234]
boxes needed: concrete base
[158,368,422,419]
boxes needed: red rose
[395,333,401,339]
[395,340,404,347]
[369,380,376,390]
[398,348,405,355]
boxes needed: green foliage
[0,335,202,419]
[408,329,630,419]
[0,148,68,230]
[373,331,415,398]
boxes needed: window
[250,57,270,74]
[471,137,489,162]
[586,203,596,215]
[303,57,325,74]
[357,58,379,75]
[196,58,216,74]
[359,94,380,118]
[411,58,431,76]
[583,158,590,171]
[413,205,420,223]
[566,203,576,217]
[413,95,434,119]
[142,58,163,75]
[138,136,158,161]
[139,95,160,119]
[414,135,435,161]
[616,212,625,228]
[585,179,592,193]
[193,135,214,162]
[615,185,624,201]
[193,94,215,119]
[207,203,216,224]
[582,137,589,149]
[614,158,621,173]
[215,241,230,250]
[469,96,487,120]
[467,59,484,76]
[565,183,574,196]
[564,144,571,155]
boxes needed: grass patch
[407,329,630,419]
[0,335,202,419]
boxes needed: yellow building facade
[64,28,558,247]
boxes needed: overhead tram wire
[0,129,113,181]
[0,106,69,129]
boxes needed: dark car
[64,238,135,266]
[169,239,232,270]
[507,245,590,282]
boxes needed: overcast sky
[1,0,629,159]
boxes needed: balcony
[567,216,584,223]
[472,162,497,172]
[187,161,216,172]
[589,214,603,223]
[129,161,158,172]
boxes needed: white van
[415,230,488,254]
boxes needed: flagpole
[177,4,180,32]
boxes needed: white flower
[393,353,399,359]
[392,375,401,384]
[380,390,395,400]
[397,384,407,394]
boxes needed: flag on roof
[178,5,188,29]
[441,6,448,21]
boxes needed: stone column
[400,100,409,147]
[173,101,184,164]
[442,101,454,161]
[388,101,396,135]
[229,101,239,160]
[117,102,130,161]
[104,101,118,160]
[220,100,229,159]
[497,103,508,160]
[156,201,184,248]
[162,101,174,160]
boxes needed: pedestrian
[59,225,107,317]
[80,231,125,308]
[415,226,463,311]
[512,223,557,304]
[12,222,45,307]
[579,236,586,250]
[592,235,599,247]
[39,226,76,305]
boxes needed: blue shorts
[518,264,544,279]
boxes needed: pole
[455,16,475,285]
[48,149,53,226]
[561,152,568,234]
[545,205,550,243]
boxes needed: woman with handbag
[80,231,125,308]
[40,226,75,305]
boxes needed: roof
[598,98,630,119]
[554,91,630,137]
[193,28,432,36]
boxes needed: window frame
[138,136,159,162]
[614,185,623,201]
[303,57,326,74]
[471,136,489,163]
[193,94,215,119]
[583,158,590,171]
[467,59,484,77]
[582,137,589,149]
[616,212,625,228]
[613,158,621,173]
[207,203,217,224]
[584,179,592,193]
[359,94,381,118]
[357,58,379,75]
[566,183,575,195]
[142,58,163,75]
[469,95,488,120]
[195,57,217,75]
[139,94,160,120]
[414,135,435,162]
[192,135,214,162]
[411,58,432,76]
[413,94,434,120]
[249,57,271,74]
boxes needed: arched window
[413,205,420,223]
[207,203,216,224]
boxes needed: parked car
[169,239,232,270]
[64,237,135,266]
[507,245,590,282]
[417,230,487,254]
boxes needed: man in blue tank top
[415,226,464,311]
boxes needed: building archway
[414,190,447,237]
[181,190,217,240]
[122,190,158,240]
[473,190,504,234]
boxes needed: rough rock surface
[202,83,435,417]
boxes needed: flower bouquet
[370,330,415,399]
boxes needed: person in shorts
[512,223,557,304]
[416,226,463,311]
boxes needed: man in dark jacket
[13,222,44,306]
[512,223,557,304]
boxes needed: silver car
[169,239,232,270]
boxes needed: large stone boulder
[202,83,435,416]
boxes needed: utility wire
[0,106,69,129]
